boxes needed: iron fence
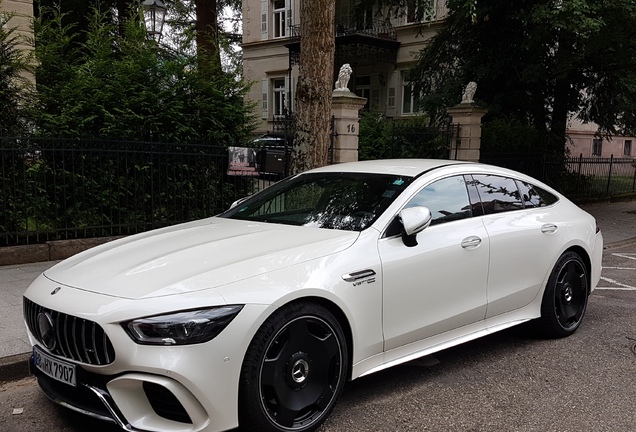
[389,122,458,159]
[0,137,264,246]
[3,137,634,247]
[481,153,636,199]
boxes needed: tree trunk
[116,0,134,36]
[549,76,570,154]
[195,0,222,74]
[291,0,335,173]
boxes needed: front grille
[23,297,116,365]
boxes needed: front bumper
[23,274,273,432]
[30,357,206,431]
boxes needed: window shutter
[261,0,268,40]
[284,75,291,113]
[286,0,293,34]
[262,79,269,119]
[386,71,398,116]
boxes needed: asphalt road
[1,245,635,432]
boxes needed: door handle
[461,236,482,249]
[541,223,558,234]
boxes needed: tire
[537,251,589,338]
[239,302,348,432]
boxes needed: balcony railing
[289,15,397,43]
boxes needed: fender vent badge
[342,269,376,283]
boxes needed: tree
[32,4,255,143]
[406,0,636,154]
[0,4,35,136]
[290,0,335,173]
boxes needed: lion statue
[334,63,353,91]
[461,81,477,104]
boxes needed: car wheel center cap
[291,358,310,383]
[564,285,573,303]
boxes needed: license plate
[33,346,76,387]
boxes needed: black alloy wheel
[538,251,589,338]
[239,302,348,432]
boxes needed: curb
[0,236,123,266]
[0,352,31,382]
[604,236,636,249]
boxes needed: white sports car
[23,159,603,432]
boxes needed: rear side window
[515,180,559,207]
[472,175,523,215]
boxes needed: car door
[379,175,490,351]
[469,174,567,318]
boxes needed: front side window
[472,175,523,214]
[221,173,413,231]
[405,176,471,226]
[624,140,632,156]
[592,139,603,156]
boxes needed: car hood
[44,218,359,300]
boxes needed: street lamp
[142,0,167,42]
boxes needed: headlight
[122,305,243,345]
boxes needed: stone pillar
[447,103,488,162]
[331,91,367,164]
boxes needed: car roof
[306,159,476,177]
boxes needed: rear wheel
[537,251,589,338]
[239,302,348,432]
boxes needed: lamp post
[142,0,167,42]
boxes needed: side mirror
[399,206,432,246]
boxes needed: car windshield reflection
[220,172,413,231]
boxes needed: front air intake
[143,382,193,424]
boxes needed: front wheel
[239,302,348,432]
[537,251,589,338]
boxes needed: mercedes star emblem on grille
[37,312,56,350]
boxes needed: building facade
[242,0,448,130]
[1,0,34,84]
[568,117,635,158]
[242,0,634,159]
[1,0,33,56]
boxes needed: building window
[273,78,286,116]
[387,87,396,112]
[355,76,371,110]
[406,0,437,23]
[624,140,632,156]
[592,139,603,156]
[273,0,286,38]
[402,82,420,115]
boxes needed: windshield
[220,172,413,231]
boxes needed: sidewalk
[1,200,636,381]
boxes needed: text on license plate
[33,346,76,387]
